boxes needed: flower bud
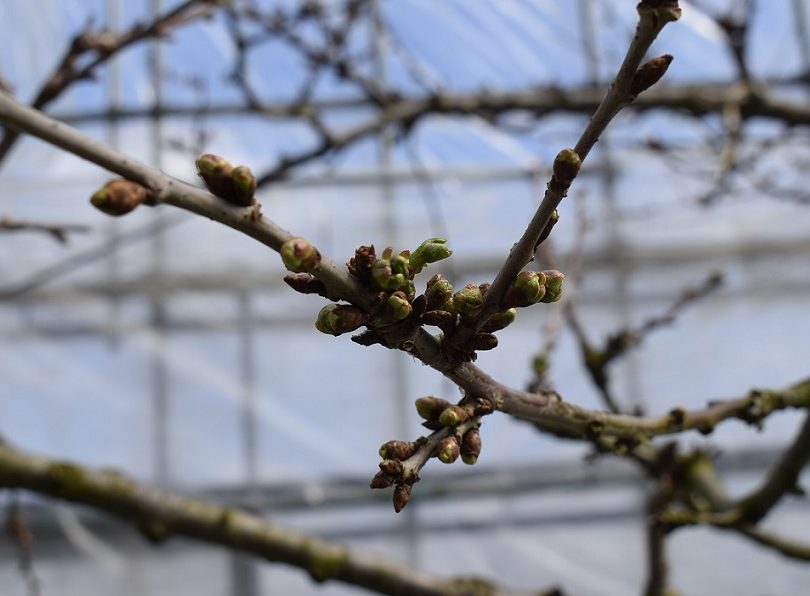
[409,237,452,273]
[390,254,410,278]
[436,436,460,464]
[230,165,257,206]
[461,428,482,465]
[552,148,581,187]
[379,440,415,461]
[393,483,411,513]
[452,284,484,321]
[425,274,454,310]
[371,259,393,290]
[379,459,404,475]
[280,237,321,272]
[386,291,413,321]
[503,271,545,308]
[195,153,235,200]
[315,304,366,336]
[481,308,517,333]
[541,270,564,303]
[439,405,469,427]
[90,180,149,216]
[415,396,450,420]
[370,472,394,489]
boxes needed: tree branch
[0,216,90,244]
[0,441,527,596]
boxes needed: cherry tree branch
[0,217,89,244]
[0,440,532,596]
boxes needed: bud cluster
[502,270,565,308]
[195,154,257,207]
[347,238,452,324]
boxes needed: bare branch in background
[0,216,90,244]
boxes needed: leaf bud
[370,472,394,489]
[195,153,235,200]
[439,404,469,427]
[436,436,460,464]
[415,396,450,421]
[379,440,415,461]
[461,428,482,465]
[315,304,366,336]
[230,165,257,206]
[409,237,452,273]
[90,179,150,216]
[552,148,581,187]
[503,271,545,308]
[481,308,517,333]
[452,284,484,321]
[393,483,412,513]
[541,270,565,303]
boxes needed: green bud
[409,237,453,273]
[415,396,450,420]
[371,259,393,290]
[436,436,460,464]
[541,270,565,303]
[532,352,550,376]
[401,279,416,302]
[503,271,545,308]
[552,148,581,187]
[390,254,410,278]
[439,405,469,427]
[425,274,454,310]
[481,308,517,333]
[461,428,482,465]
[195,153,235,201]
[280,237,321,272]
[386,291,413,320]
[230,165,257,207]
[315,304,366,336]
[452,284,484,321]
[379,440,415,461]
[90,179,149,216]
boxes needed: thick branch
[0,441,515,596]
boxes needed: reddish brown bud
[393,483,412,513]
[630,54,673,96]
[315,304,367,336]
[421,310,455,327]
[370,472,394,489]
[283,273,328,297]
[461,428,482,465]
[90,179,150,216]
[347,245,376,282]
[467,333,498,352]
[379,440,415,461]
[379,459,404,475]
